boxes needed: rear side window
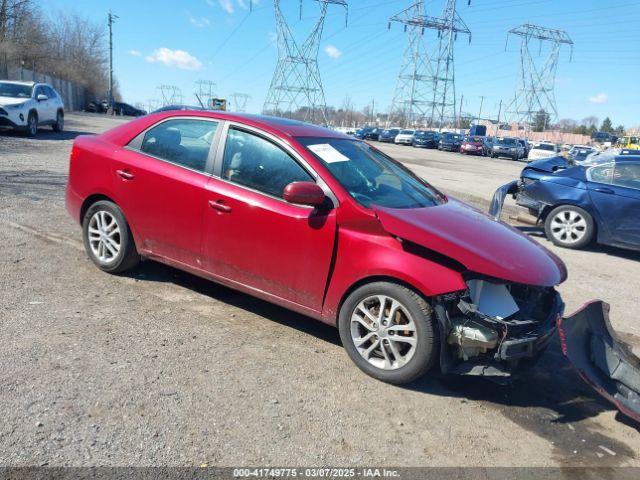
[613,163,640,190]
[139,119,218,172]
[222,128,313,198]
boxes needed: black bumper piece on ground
[558,301,640,424]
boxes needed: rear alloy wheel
[339,282,437,385]
[544,205,595,249]
[82,200,140,273]
[52,111,64,132]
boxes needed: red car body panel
[66,110,566,328]
[374,199,567,287]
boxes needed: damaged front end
[559,301,640,423]
[433,278,564,379]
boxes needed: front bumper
[440,144,460,151]
[559,301,640,424]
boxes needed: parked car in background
[438,132,463,151]
[365,128,381,141]
[412,130,439,149]
[490,137,523,160]
[517,138,530,159]
[568,145,597,163]
[151,105,206,114]
[482,136,496,156]
[492,153,640,251]
[66,110,567,384]
[0,80,64,137]
[459,136,484,156]
[394,129,415,145]
[378,128,400,143]
[528,142,559,161]
[113,102,146,117]
[354,127,371,139]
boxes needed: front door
[202,126,337,312]
[112,117,221,266]
[588,161,640,247]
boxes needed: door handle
[116,169,135,180]
[594,187,614,194]
[208,200,232,213]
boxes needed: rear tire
[544,205,595,249]
[52,110,64,132]
[82,200,140,273]
[338,282,438,385]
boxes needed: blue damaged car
[490,153,640,251]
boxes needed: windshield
[415,131,434,138]
[465,136,483,143]
[535,144,556,151]
[497,137,517,145]
[400,130,414,135]
[0,82,32,98]
[297,137,443,209]
[443,133,461,141]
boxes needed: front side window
[298,137,443,209]
[588,163,614,184]
[222,128,313,198]
[0,82,32,98]
[613,163,640,190]
[140,118,218,172]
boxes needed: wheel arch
[334,275,442,329]
[540,201,599,232]
[28,108,38,120]
[80,193,117,223]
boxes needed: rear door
[587,161,640,246]
[112,117,222,266]
[201,124,337,312]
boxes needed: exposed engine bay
[434,279,563,378]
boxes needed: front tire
[338,282,438,385]
[544,205,595,249]
[82,200,140,273]
[25,112,38,137]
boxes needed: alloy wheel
[28,116,37,136]
[350,295,417,370]
[87,210,121,263]
[550,209,587,244]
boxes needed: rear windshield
[535,144,556,151]
[0,82,32,98]
[297,137,443,209]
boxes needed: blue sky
[45,0,640,127]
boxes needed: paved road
[1,114,639,467]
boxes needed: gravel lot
[1,113,639,468]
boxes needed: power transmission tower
[231,93,251,113]
[389,1,471,128]
[157,85,183,106]
[263,0,348,125]
[505,24,573,127]
[194,80,217,108]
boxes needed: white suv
[0,81,65,137]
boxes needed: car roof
[0,80,35,86]
[101,110,350,145]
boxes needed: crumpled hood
[374,198,567,287]
[525,156,569,173]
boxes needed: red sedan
[459,136,485,156]
[66,111,566,384]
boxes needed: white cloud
[145,48,203,71]
[188,13,211,28]
[218,0,234,13]
[210,0,258,14]
[324,45,342,59]
[588,93,608,104]
[128,49,142,57]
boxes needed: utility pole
[496,99,502,135]
[477,95,484,123]
[458,94,463,130]
[107,10,118,112]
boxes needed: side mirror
[37,94,48,102]
[283,181,326,207]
